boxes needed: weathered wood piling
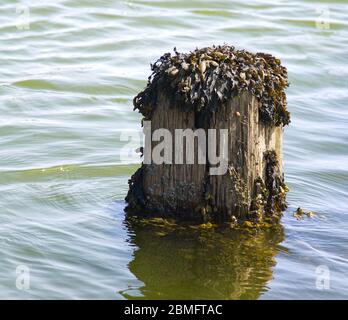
[125,45,290,225]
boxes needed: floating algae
[293,207,316,220]
[133,45,290,126]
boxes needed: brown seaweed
[133,45,290,126]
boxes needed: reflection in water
[121,218,285,300]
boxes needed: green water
[0,0,347,299]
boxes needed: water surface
[0,0,347,299]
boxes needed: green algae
[125,210,283,234]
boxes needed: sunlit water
[0,0,347,299]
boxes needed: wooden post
[126,45,290,225]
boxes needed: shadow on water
[121,217,285,300]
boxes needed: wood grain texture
[126,91,285,223]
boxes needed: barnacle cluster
[125,167,145,214]
[263,150,288,217]
[248,150,288,225]
[134,45,290,126]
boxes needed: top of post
[134,44,290,127]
